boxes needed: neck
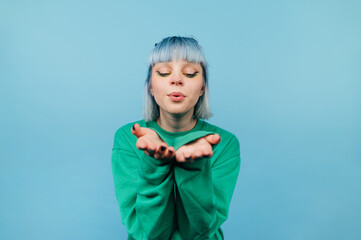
[157,110,197,132]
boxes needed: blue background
[1,0,360,239]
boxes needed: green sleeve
[149,129,216,151]
[111,129,175,240]
[174,135,241,240]
[173,131,218,150]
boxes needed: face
[150,58,205,118]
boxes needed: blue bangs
[148,36,207,67]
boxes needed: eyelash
[157,71,170,77]
[156,71,199,78]
[184,72,199,78]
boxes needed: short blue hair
[149,37,207,67]
[143,36,212,121]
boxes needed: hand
[131,123,175,160]
[175,134,221,163]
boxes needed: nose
[171,72,183,86]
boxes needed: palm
[131,123,175,160]
[175,134,221,162]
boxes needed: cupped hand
[175,134,221,163]
[131,123,175,160]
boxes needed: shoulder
[200,120,240,159]
[200,120,239,143]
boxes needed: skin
[132,58,221,163]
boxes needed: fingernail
[169,149,173,154]
[160,146,166,151]
[132,125,135,131]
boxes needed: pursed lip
[167,92,185,97]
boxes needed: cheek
[152,84,166,96]
[191,80,205,95]
[150,78,163,95]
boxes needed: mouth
[168,92,185,102]
[168,92,185,97]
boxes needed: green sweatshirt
[111,119,241,240]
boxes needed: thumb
[204,134,221,145]
[131,123,147,138]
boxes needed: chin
[160,104,195,116]
[167,108,194,116]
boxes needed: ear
[200,85,205,96]
[149,84,154,96]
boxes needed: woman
[111,36,241,240]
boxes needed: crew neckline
[147,118,204,136]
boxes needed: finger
[204,134,221,145]
[145,140,157,155]
[204,134,221,144]
[184,151,193,162]
[204,151,213,158]
[161,147,172,160]
[175,151,186,162]
[131,123,141,137]
[162,146,175,160]
[136,138,147,150]
[154,144,167,159]
[145,148,156,157]
[136,138,156,155]
[156,143,167,154]
[192,150,210,161]
[183,151,191,160]
[131,123,148,138]
[202,149,213,158]
[168,147,175,159]
[193,150,203,159]
[201,144,214,158]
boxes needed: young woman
[111,36,241,240]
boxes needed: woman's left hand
[175,134,221,163]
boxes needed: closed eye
[156,71,170,77]
[184,71,199,78]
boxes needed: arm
[111,128,175,240]
[174,135,241,240]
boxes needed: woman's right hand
[131,123,175,160]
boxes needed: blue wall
[1,0,360,239]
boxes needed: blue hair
[149,37,207,67]
[143,36,212,121]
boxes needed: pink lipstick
[168,92,185,102]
